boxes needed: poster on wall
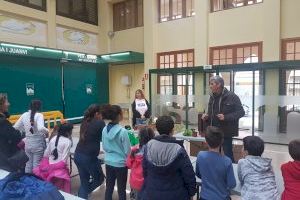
[0,12,47,46]
[86,84,93,95]
[56,26,98,54]
[26,83,34,96]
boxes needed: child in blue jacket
[102,104,131,200]
[196,126,236,200]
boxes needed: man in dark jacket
[0,94,24,172]
[202,76,245,162]
[140,116,196,200]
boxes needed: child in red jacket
[281,139,300,200]
[126,127,155,200]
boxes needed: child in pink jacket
[33,122,73,193]
[126,127,155,199]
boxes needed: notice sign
[86,84,93,95]
[26,83,34,96]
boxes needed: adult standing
[131,89,151,127]
[0,94,24,172]
[74,104,105,199]
[202,75,244,162]
[14,99,49,173]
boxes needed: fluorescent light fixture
[36,48,62,53]
[63,51,85,56]
[1,43,34,50]
[101,52,130,58]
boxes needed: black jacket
[140,136,196,200]
[0,113,23,171]
[75,118,106,157]
[206,88,245,137]
[131,99,151,127]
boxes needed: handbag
[7,149,29,172]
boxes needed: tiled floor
[70,124,291,200]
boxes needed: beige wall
[209,4,264,47]
[281,0,300,39]
[109,63,144,105]
[156,17,195,52]
[111,27,144,53]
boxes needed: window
[159,0,195,22]
[210,42,262,65]
[279,38,300,132]
[210,0,263,12]
[56,0,98,25]
[157,49,194,98]
[5,0,46,11]
[113,0,143,31]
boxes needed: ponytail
[51,122,73,160]
[29,100,42,134]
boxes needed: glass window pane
[286,54,295,60]
[182,62,188,67]
[170,62,175,68]
[227,49,233,58]
[177,75,183,85]
[164,55,170,63]
[137,0,143,26]
[244,47,251,57]
[220,49,226,59]
[252,46,258,55]
[188,62,193,67]
[160,55,164,63]
[213,59,220,65]
[188,52,193,61]
[287,42,295,53]
[177,62,183,68]
[237,48,244,57]
[186,0,195,17]
[177,53,182,62]
[172,0,183,19]
[295,53,300,60]
[237,58,244,64]
[226,58,233,64]
[213,50,219,59]
[170,55,175,62]
[29,0,43,6]
[296,42,300,53]
[183,53,188,61]
[220,59,226,65]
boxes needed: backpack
[0,173,65,200]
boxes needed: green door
[0,55,62,114]
[63,62,109,119]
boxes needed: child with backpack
[33,122,73,193]
[126,127,155,199]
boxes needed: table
[174,132,206,142]
[0,169,84,200]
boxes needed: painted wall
[109,63,144,105]
[209,4,264,47]
[111,27,144,53]
[0,0,104,54]
[156,17,195,52]
[281,0,300,39]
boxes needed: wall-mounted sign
[0,46,29,55]
[86,84,93,95]
[26,83,34,96]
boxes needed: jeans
[135,118,147,126]
[223,137,234,163]
[74,152,105,199]
[105,165,128,200]
[24,137,45,173]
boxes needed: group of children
[2,96,300,200]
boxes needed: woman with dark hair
[74,104,106,199]
[0,93,24,172]
[131,89,151,127]
[102,104,131,200]
[33,122,73,192]
[14,99,49,173]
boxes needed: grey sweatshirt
[237,155,280,200]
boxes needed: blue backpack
[0,173,65,200]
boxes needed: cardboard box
[190,141,244,163]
